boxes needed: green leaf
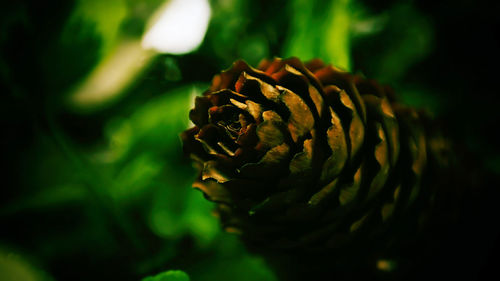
[103,84,205,163]
[142,270,190,281]
[63,0,127,57]
[188,234,278,281]
[371,3,433,82]
[283,0,355,70]
[351,2,434,83]
[0,250,54,281]
[149,178,220,247]
[109,153,164,201]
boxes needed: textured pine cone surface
[181,57,457,260]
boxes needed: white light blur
[142,0,211,54]
[70,40,155,108]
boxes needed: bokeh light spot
[142,0,211,54]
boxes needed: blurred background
[1,0,499,280]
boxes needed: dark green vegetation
[1,0,499,280]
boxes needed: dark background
[1,0,499,280]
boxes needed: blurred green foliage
[142,270,189,281]
[64,0,127,55]
[1,0,499,280]
[283,0,352,70]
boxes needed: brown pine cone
[181,57,457,258]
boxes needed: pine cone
[181,57,454,256]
